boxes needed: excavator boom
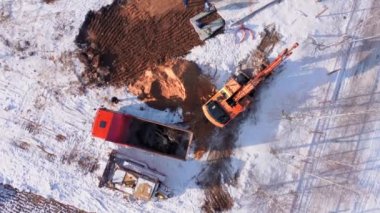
[233,42,299,102]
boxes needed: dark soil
[0,184,86,212]
[197,118,240,212]
[75,0,221,87]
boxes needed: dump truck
[99,151,172,201]
[92,108,193,160]
[202,43,299,127]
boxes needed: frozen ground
[0,184,82,212]
[1,0,380,212]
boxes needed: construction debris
[236,24,255,43]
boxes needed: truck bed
[125,118,191,159]
[92,108,193,160]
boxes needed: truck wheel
[156,192,166,200]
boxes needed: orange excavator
[202,43,299,128]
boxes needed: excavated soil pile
[76,0,221,87]
[129,59,216,155]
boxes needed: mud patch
[55,134,67,142]
[77,156,100,174]
[197,127,237,212]
[23,121,41,135]
[202,185,234,212]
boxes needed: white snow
[1,0,380,212]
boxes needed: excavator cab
[235,71,250,85]
[203,101,230,126]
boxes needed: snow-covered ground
[1,0,380,212]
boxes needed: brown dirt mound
[128,59,216,153]
[76,0,220,87]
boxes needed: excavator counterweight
[202,43,299,128]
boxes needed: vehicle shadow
[114,145,245,198]
[118,102,183,125]
[231,0,282,27]
[236,38,380,149]
[192,37,380,211]
[113,100,244,199]
[218,1,256,11]
[0,184,15,207]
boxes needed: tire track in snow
[344,1,380,211]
